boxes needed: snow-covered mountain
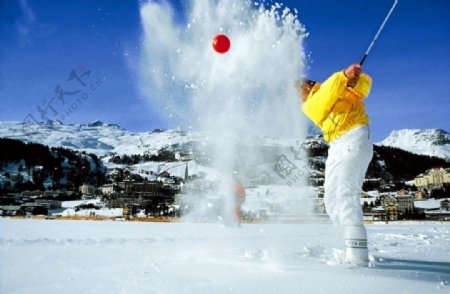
[2,121,449,182]
[0,120,199,157]
[0,121,301,183]
[0,120,291,157]
[377,129,450,161]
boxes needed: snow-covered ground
[1,219,449,294]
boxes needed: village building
[100,184,120,195]
[415,167,450,190]
[0,205,23,216]
[414,191,426,200]
[43,190,65,198]
[395,195,414,214]
[414,198,450,221]
[379,194,398,221]
[441,199,450,211]
[106,180,180,209]
[21,190,43,197]
[79,184,97,195]
[20,203,48,215]
[34,199,62,210]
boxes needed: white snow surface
[61,199,102,208]
[378,129,450,161]
[1,219,449,294]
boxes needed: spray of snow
[140,0,311,222]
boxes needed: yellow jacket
[301,71,371,142]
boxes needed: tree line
[0,138,106,192]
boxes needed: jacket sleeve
[344,73,372,101]
[301,71,349,126]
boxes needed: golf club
[360,0,399,65]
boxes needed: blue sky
[0,0,449,142]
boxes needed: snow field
[1,219,449,294]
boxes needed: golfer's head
[296,79,317,102]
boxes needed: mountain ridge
[377,128,450,161]
[1,121,449,161]
[1,121,450,193]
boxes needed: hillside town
[1,165,449,222]
[1,123,449,222]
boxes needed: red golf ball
[212,34,231,54]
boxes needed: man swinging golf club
[299,64,373,267]
[297,0,398,268]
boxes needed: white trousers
[324,125,373,227]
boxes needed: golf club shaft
[360,0,399,65]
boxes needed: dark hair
[302,79,317,87]
[295,79,317,89]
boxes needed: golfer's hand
[344,64,361,88]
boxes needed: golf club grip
[360,54,368,66]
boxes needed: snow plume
[140,0,310,222]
